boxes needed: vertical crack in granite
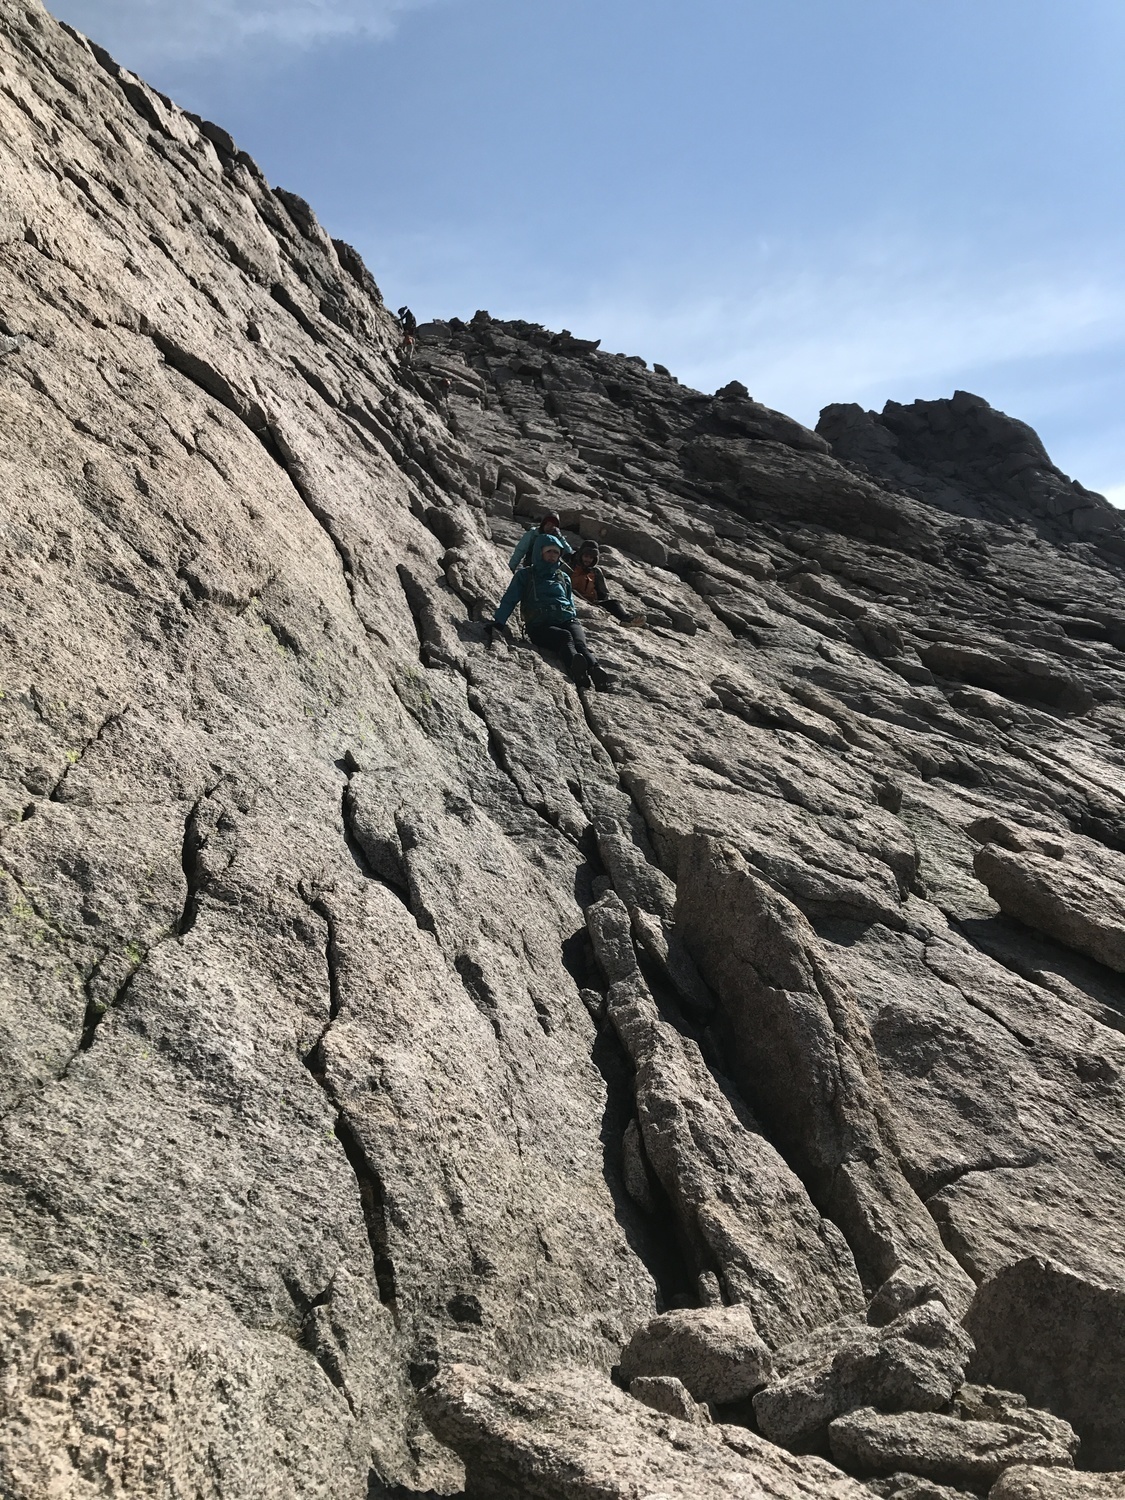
[298,886,400,1321]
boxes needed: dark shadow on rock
[958,912,1125,1031]
[588,1021,699,1315]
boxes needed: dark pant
[604,598,631,622]
[527,620,604,685]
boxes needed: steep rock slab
[419,1362,875,1499]
[675,836,973,1314]
[586,891,865,1345]
[5,0,1125,1484]
[0,4,655,1488]
[973,826,1125,972]
[965,1258,1125,1471]
[819,918,1125,1292]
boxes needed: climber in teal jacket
[507,511,575,572]
[489,534,611,691]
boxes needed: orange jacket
[568,561,609,605]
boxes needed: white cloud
[47,0,441,62]
[1103,484,1125,509]
[539,236,1125,434]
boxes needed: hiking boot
[590,664,613,692]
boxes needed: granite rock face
[2,2,1125,1495]
[971,822,1125,973]
[419,1363,873,1499]
[818,393,1124,552]
[965,1258,1125,1470]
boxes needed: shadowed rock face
[2,3,1125,1496]
[818,393,1125,554]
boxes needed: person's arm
[593,566,611,604]
[493,570,525,626]
[507,530,534,571]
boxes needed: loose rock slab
[420,1362,876,1499]
[828,1402,1077,1492]
[965,1258,1125,1470]
[619,1304,774,1404]
[989,1466,1125,1499]
[754,1300,973,1451]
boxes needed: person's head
[532,532,565,568]
[578,540,600,566]
[539,513,562,533]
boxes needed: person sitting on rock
[567,539,643,625]
[488,534,611,691]
[507,511,575,572]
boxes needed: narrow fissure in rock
[298,890,400,1319]
[333,1115,400,1314]
[177,795,209,936]
[589,1019,700,1316]
[454,953,502,1041]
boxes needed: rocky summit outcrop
[2,3,1125,1496]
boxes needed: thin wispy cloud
[553,241,1125,430]
[48,0,443,62]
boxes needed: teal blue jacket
[508,526,575,572]
[495,535,577,628]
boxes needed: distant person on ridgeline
[396,305,417,362]
[508,511,575,572]
[567,539,643,625]
[488,534,612,691]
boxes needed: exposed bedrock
[971,821,1125,973]
[818,392,1125,555]
[3,1,1125,1494]
[675,835,975,1316]
[965,1258,1125,1471]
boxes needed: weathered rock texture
[753,1300,973,1451]
[989,1466,1125,1499]
[420,1363,873,1499]
[965,1258,1125,1471]
[827,1401,1076,1492]
[2,2,1125,1495]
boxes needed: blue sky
[47,0,1125,502]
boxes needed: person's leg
[555,624,588,685]
[566,620,609,689]
[527,622,585,682]
[606,598,631,622]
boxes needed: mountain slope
[2,4,1125,1495]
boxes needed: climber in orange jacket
[566,539,641,624]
